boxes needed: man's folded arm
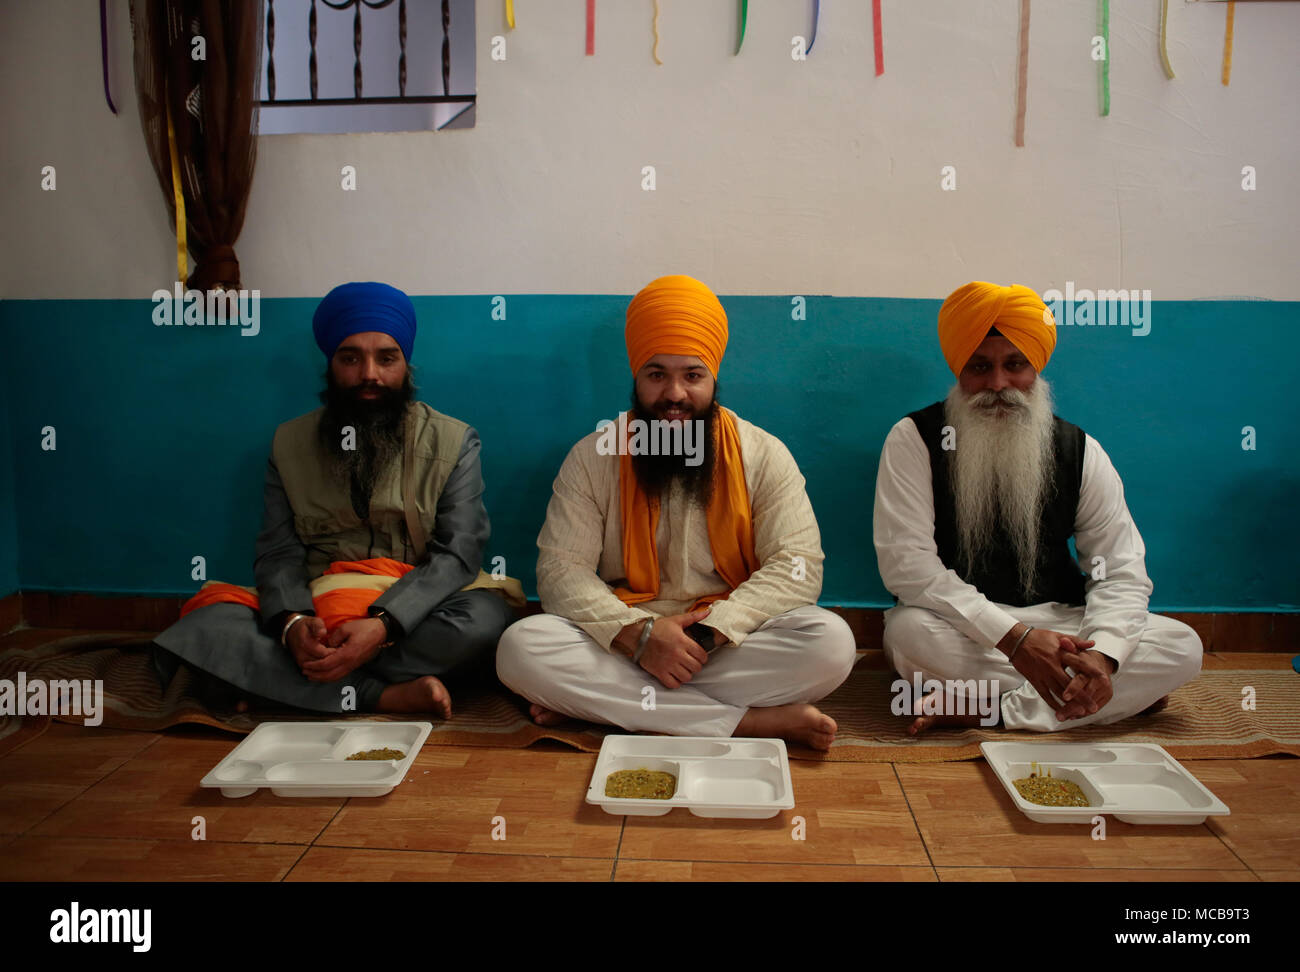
[872,419,1021,648]
[702,437,824,647]
[536,447,652,651]
[254,455,315,637]
[370,427,490,636]
[1072,436,1152,671]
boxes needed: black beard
[316,369,415,502]
[628,381,719,509]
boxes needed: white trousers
[882,603,1203,732]
[496,606,858,737]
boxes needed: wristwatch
[369,608,399,647]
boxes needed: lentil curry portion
[605,769,678,799]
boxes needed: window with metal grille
[260,0,475,133]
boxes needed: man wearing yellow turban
[497,275,855,750]
[873,281,1202,733]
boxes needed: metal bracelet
[280,613,308,646]
[1008,625,1035,661]
[632,618,655,664]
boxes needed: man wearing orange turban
[873,281,1202,733]
[497,275,855,750]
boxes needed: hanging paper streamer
[1158,0,1175,79]
[99,0,117,113]
[652,0,663,65]
[1222,1,1235,86]
[165,101,188,285]
[586,0,595,55]
[1015,0,1030,147]
[873,0,884,76]
[505,0,514,29]
[1099,0,1110,116]
[735,0,747,56]
[807,0,820,55]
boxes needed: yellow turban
[625,275,728,377]
[937,281,1056,376]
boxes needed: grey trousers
[151,589,516,713]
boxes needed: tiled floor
[2,717,1298,882]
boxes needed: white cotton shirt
[872,415,1153,669]
[536,408,826,651]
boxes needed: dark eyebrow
[336,343,400,354]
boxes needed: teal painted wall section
[0,296,1296,610]
[0,369,17,598]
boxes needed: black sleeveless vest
[906,401,1087,607]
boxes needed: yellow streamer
[652,0,662,65]
[1158,0,1175,79]
[1221,1,1234,87]
[505,0,514,29]
[164,99,187,286]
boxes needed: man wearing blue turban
[152,282,520,716]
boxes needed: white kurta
[872,415,1202,731]
[497,409,856,735]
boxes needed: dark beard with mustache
[315,368,416,514]
[628,380,719,509]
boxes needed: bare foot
[906,690,991,735]
[528,703,568,727]
[735,703,837,751]
[377,676,452,718]
[1139,695,1169,717]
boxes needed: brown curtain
[130,0,262,290]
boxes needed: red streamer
[872,0,884,76]
[586,0,595,56]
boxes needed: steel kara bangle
[632,618,655,664]
[281,613,309,646]
[1008,625,1035,661]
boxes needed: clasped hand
[1011,627,1116,723]
[288,616,388,683]
[628,608,713,690]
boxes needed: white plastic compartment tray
[200,721,432,798]
[981,742,1230,825]
[586,736,795,819]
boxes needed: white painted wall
[2,0,1296,299]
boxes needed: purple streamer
[807,0,820,55]
[100,0,118,114]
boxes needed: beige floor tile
[615,860,937,881]
[1197,760,1300,871]
[316,746,622,856]
[898,763,1244,870]
[0,723,162,834]
[0,835,305,881]
[286,846,613,881]
[617,762,929,866]
[31,733,345,844]
[937,867,1259,882]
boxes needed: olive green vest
[271,402,468,579]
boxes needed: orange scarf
[179,558,414,633]
[613,408,758,611]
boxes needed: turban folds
[616,275,757,609]
[313,281,417,361]
[625,275,728,377]
[937,281,1056,376]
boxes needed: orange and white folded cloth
[179,557,524,634]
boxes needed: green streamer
[1099,0,1110,117]
[735,0,747,55]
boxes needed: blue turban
[312,282,417,361]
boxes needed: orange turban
[937,281,1056,376]
[625,275,728,376]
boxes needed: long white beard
[945,377,1056,598]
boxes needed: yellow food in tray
[346,748,406,761]
[605,769,677,800]
[1012,763,1090,807]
